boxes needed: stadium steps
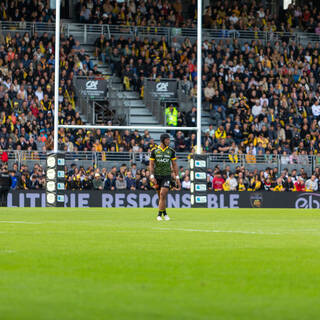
[108,75,163,132]
[81,44,112,75]
[201,111,211,128]
[78,41,212,137]
[80,44,166,141]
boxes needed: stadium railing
[3,151,318,175]
[1,22,320,46]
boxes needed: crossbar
[58,125,199,131]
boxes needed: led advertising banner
[7,191,320,209]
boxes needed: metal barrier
[1,21,320,46]
[2,151,319,175]
[72,75,129,125]
[143,79,165,125]
[107,79,130,125]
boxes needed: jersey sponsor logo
[157,158,170,163]
[156,154,171,158]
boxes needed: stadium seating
[72,0,320,34]
[0,1,320,192]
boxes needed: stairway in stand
[79,44,164,141]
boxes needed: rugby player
[150,133,181,221]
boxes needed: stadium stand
[92,32,320,158]
[3,0,320,34]
[1,159,319,192]
[71,0,320,34]
[1,1,320,194]
[0,31,86,152]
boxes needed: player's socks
[158,210,165,217]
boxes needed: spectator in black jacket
[186,106,197,128]
[126,171,136,190]
[283,176,295,191]
[175,131,187,152]
[104,172,116,191]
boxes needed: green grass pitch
[1,208,320,320]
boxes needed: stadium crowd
[0,30,108,153]
[1,2,320,194]
[2,0,320,34]
[1,160,320,192]
[0,4,320,157]
[74,0,320,33]
[1,28,320,160]
[93,31,320,158]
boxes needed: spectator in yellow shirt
[272,178,285,191]
[254,133,269,149]
[215,125,226,140]
[238,178,246,191]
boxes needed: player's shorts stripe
[171,157,176,160]
[149,158,155,160]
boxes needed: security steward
[0,166,11,207]
[165,104,178,127]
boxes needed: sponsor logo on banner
[149,79,177,99]
[195,184,207,192]
[86,80,98,90]
[57,195,65,202]
[57,183,65,190]
[195,160,206,168]
[295,193,320,209]
[250,193,263,208]
[57,171,65,178]
[156,82,169,92]
[196,196,207,203]
[57,158,65,166]
[77,78,107,99]
[195,172,206,180]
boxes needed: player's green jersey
[150,146,176,176]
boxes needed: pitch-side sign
[7,191,320,208]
